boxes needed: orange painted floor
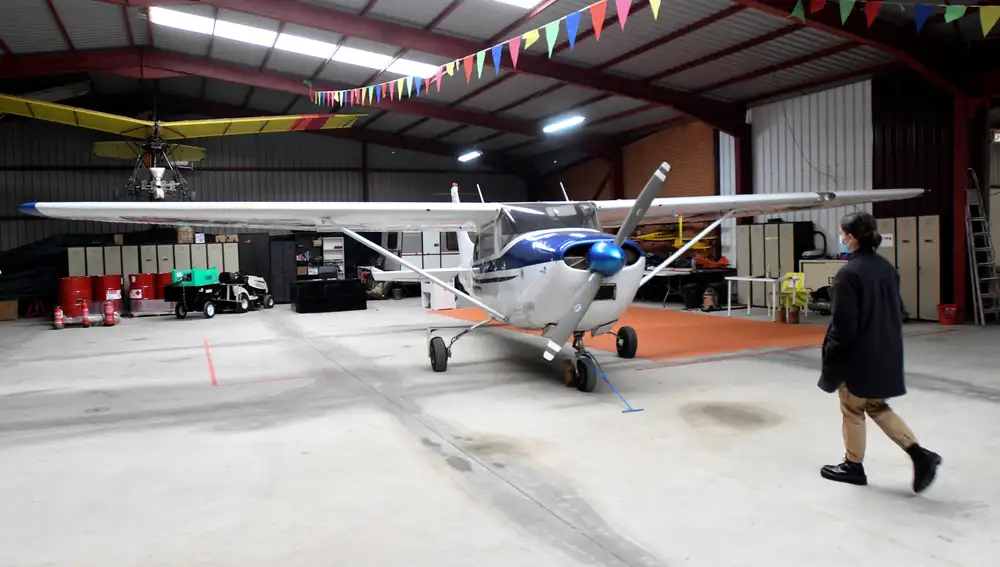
[441,305,827,362]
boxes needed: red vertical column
[952,95,968,323]
[734,125,753,224]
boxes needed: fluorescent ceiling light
[332,46,393,70]
[148,6,214,35]
[492,0,541,8]
[458,150,482,163]
[542,115,586,134]
[213,20,277,47]
[274,33,336,59]
[387,59,439,78]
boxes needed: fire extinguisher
[103,301,115,326]
[81,300,90,328]
[53,306,64,330]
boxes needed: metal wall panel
[749,79,873,256]
[367,172,527,203]
[717,131,737,266]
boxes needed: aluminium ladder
[965,169,1000,326]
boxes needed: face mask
[840,237,850,254]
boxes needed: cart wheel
[262,294,274,309]
[203,301,216,319]
[236,295,249,313]
[175,303,188,319]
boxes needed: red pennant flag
[810,0,826,12]
[590,1,607,40]
[864,1,882,26]
[381,83,386,100]
[509,36,521,69]
[389,80,395,100]
[434,67,444,92]
[463,55,474,84]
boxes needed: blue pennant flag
[491,44,503,75]
[414,76,423,96]
[566,11,581,49]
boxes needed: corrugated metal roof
[606,8,793,79]
[211,39,271,68]
[157,76,203,99]
[505,0,595,40]
[711,46,892,102]
[440,125,499,145]
[150,4,215,56]
[586,106,679,134]
[320,60,383,86]
[264,23,341,77]
[126,6,149,46]
[477,132,535,151]
[296,0,372,12]
[204,78,253,107]
[576,95,648,122]
[434,0,529,42]
[501,83,599,120]
[403,118,466,138]
[286,97,327,114]
[367,145,466,171]
[0,0,69,54]
[556,0,738,69]
[247,88,297,113]
[535,148,588,175]
[53,0,130,50]
[362,112,424,132]
[369,0,457,28]
[657,27,848,91]
[457,74,557,112]
[88,73,141,95]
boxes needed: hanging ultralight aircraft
[19,162,924,391]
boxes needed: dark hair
[840,211,882,250]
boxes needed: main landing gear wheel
[574,355,598,393]
[616,326,637,359]
[429,336,448,372]
[203,301,216,319]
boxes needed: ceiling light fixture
[213,20,278,47]
[274,33,337,59]
[492,0,542,8]
[542,115,586,134]
[148,6,214,35]
[458,150,482,163]
[386,59,440,78]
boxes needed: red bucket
[937,304,957,325]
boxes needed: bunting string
[309,0,997,109]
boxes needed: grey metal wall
[716,131,737,266]
[0,120,527,251]
[749,79,873,252]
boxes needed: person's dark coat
[817,247,906,399]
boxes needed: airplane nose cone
[588,240,626,277]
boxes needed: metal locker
[736,225,751,304]
[206,243,224,272]
[763,224,779,279]
[140,245,157,273]
[103,247,122,275]
[67,247,86,276]
[876,218,896,266]
[896,217,919,319]
[190,244,208,269]
[917,215,940,321]
[750,224,765,307]
[401,232,423,269]
[121,246,139,293]
[992,191,1000,267]
[85,247,104,276]
[156,245,174,273]
[778,223,795,278]
[173,245,192,270]
[222,242,240,272]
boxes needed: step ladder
[965,169,1000,326]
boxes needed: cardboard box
[177,227,194,244]
[296,266,308,276]
[0,300,18,321]
[215,234,227,243]
[113,234,124,246]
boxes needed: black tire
[263,294,274,309]
[175,303,188,319]
[429,336,448,372]
[575,356,598,393]
[616,326,638,359]
[236,295,250,313]
[203,301,216,319]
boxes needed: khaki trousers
[838,383,917,463]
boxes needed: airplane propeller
[541,162,671,361]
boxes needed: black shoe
[821,460,868,486]
[906,445,942,494]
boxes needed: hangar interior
[1,1,1000,566]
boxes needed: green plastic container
[170,267,220,287]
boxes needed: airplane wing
[591,189,926,227]
[369,266,471,282]
[0,94,152,138]
[18,201,504,232]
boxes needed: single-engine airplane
[19,162,924,392]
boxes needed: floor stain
[680,402,783,431]
[421,437,441,449]
[445,455,473,472]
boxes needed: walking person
[817,211,942,493]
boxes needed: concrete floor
[0,298,997,567]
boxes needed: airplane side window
[442,232,458,252]
[387,232,399,251]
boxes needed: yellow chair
[778,272,810,313]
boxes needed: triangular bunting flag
[406,76,413,96]
[491,44,503,75]
[509,36,521,69]
[523,28,540,49]
[839,0,855,24]
[389,81,396,101]
[810,0,826,13]
[863,1,882,27]
[790,0,805,22]
[425,74,431,94]
[367,85,375,104]
[381,83,387,100]
[649,0,660,20]
[446,61,455,76]
[361,87,367,106]
[944,5,966,23]
[376,84,382,103]
[544,20,559,57]
[395,78,404,98]
[615,0,631,30]
[590,1,607,40]
[914,4,933,32]
[414,76,423,96]
[981,6,1000,36]
[476,49,486,79]
[434,67,444,92]
[566,11,581,49]
[463,55,474,83]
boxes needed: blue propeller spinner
[586,240,626,277]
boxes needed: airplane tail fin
[451,183,476,291]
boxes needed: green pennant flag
[981,6,1000,37]
[544,20,559,57]
[790,0,805,23]
[406,75,413,96]
[476,49,486,79]
[839,0,855,24]
[367,85,375,104]
[944,5,967,23]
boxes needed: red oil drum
[91,274,124,313]
[128,273,155,300]
[59,276,93,319]
[154,272,174,299]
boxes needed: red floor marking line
[204,339,218,387]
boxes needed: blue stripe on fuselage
[473,229,640,274]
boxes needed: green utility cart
[163,267,274,319]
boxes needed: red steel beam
[692,42,857,94]
[121,5,135,48]
[728,0,959,95]
[44,0,75,50]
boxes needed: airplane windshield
[502,202,601,234]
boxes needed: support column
[361,142,370,202]
[734,125,754,225]
[952,95,968,323]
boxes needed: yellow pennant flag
[446,61,455,76]
[396,78,404,96]
[523,28,540,49]
[650,0,661,19]
[982,6,1000,37]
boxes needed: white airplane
[20,162,924,392]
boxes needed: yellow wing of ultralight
[93,141,208,162]
[0,93,364,140]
